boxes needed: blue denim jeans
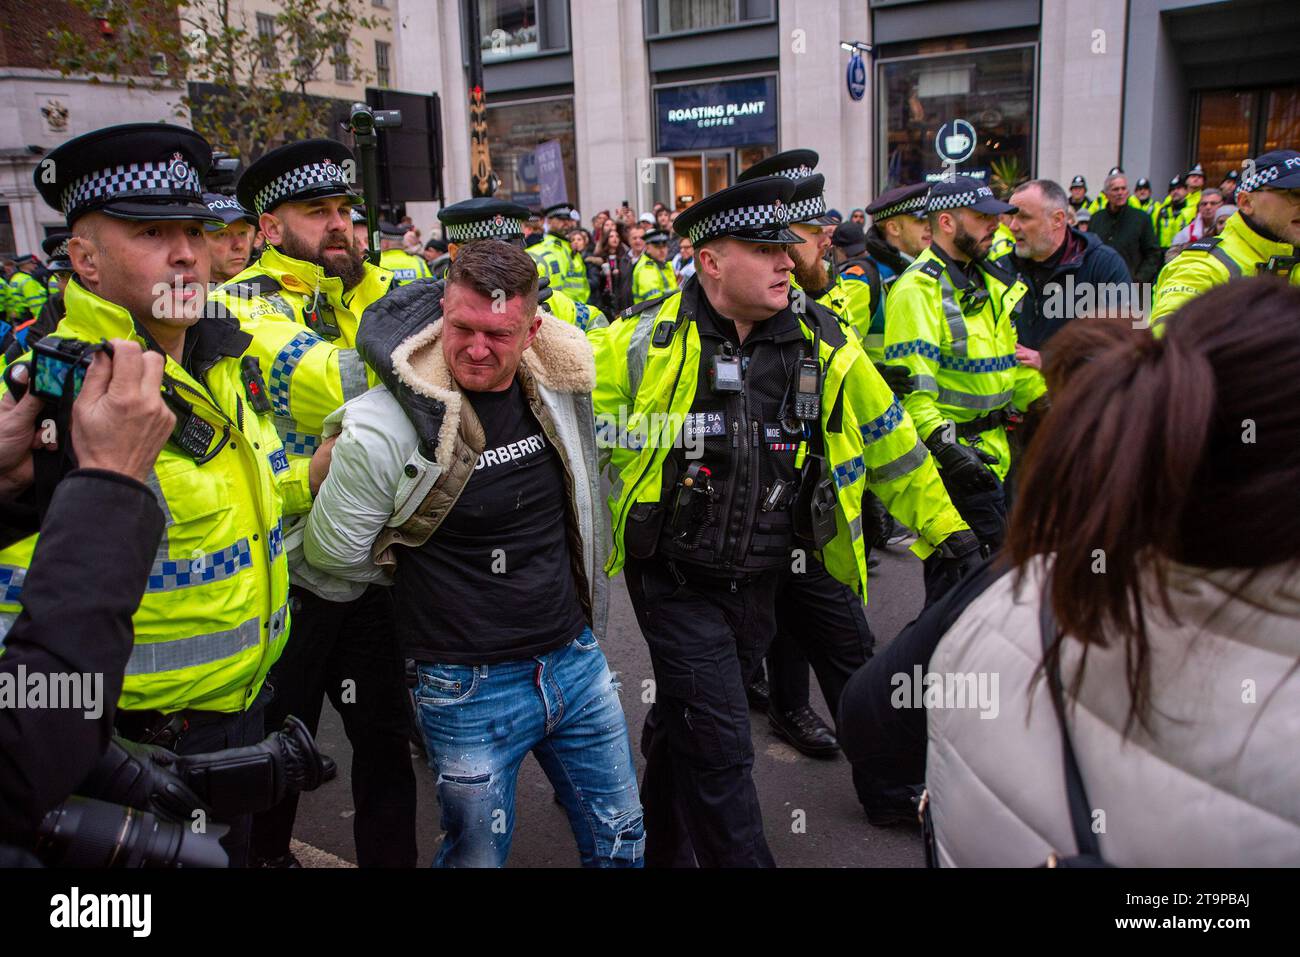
[414,628,645,868]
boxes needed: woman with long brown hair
[840,278,1300,863]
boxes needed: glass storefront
[1195,85,1300,184]
[480,0,541,61]
[651,75,777,210]
[876,45,1036,194]
[485,96,579,210]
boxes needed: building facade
[394,0,1298,232]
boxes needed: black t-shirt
[393,377,587,665]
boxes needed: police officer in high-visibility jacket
[7,255,48,322]
[377,220,433,284]
[211,138,416,868]
[1151,149,1300,330]
[883,177,1047,601]
[1129,177,1158,218]
[530,202,592,304]
[1155,175,1196,249]
[592,176,979,866]
[629,228,679,304]
[10,122,321,866]
[438,197,608,334]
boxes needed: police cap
[438,197,530,244]
[866,182,930,222]
[1238,150,1300,193]
[41,231,73,273]
[1070,175,1087,189]
[927,177,1017,215]
[737,149,820,182]
[236,138,361,217]
[1135,177,1151,190]
[543,203,580,221]
[35,122,220,226]
[786,173,835,226]
[673,176,804,247]
[643,228,671,245]
[202,192,258,230]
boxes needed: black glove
[925,528,985,600]
[537,274,554,305]
[925,433,999,495]
[78,738,212,824]
[873,362,914,397]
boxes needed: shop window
[485,97,579,211]
[876,45,1036,194]
[1195,86,1300,185]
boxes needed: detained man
[304,240,643,868]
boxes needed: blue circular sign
[935,119,977,165]
[846,52,866,102]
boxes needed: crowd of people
[0,117,1297,870]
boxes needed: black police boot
[863,783,926,828]
[256,851,303,868]
[767,705,839,758]
[320,754,338,783]
[745,677,771,713]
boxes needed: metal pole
[467,0,494,197]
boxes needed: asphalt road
[293,544,927,868]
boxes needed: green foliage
[47,0,389,161]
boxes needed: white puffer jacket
[926,557,1300,866]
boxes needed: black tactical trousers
[625,557,782,868]
[922,470,1007,605]
[250,584,417,868]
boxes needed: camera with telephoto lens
[30,716,326,868]
[206,150,242,196]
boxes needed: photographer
[0,342,174,857]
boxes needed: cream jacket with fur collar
[303,312,609,639]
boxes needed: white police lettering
[684,411,727,438]
[474,431,547,471]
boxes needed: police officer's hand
[71,339,175,483]
[873,362,914,397]
[0,364,57,500]
[309,434,338,497]
[927,528,985,600]
[82,737,213,824]
[925,434,999,495]
[1014,343,1042,370]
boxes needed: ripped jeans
[414,628,645,868]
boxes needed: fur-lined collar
[389,312,596,472]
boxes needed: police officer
[20,233,74,353]
[202,192,258,284]
[377,220,433,284]
[1130,177,1158,217]
[592,176,978,865]
[9,122,318,866]
[531,202,592,304]
[1156,175,1196,249]
[884,177,1047,602]
[1184,161,1207,210]
[628,227,679,304]
[7,254,48,322]
[215,139,416,868]
[438,197,608,333]
[1151,149,1300,329]
[1067,175,1092,214]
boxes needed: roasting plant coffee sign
[656,76,778,152]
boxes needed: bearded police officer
[7,122,321,866]
[212,139,417,869]
[884,178,1047,602]
[592,176,978,866]
[1151,149,1300,329]
[438,197,608,333]
[531,202,592,305]
[377,221,433,284]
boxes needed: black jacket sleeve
[838,557,1013,785]
[0,469,163,842]
[1134,213,1162,284]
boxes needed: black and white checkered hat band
[873,197,927,221]
[49,239,70,258]
[446,217,525,242]
[254,161,352,215]
[688,202,791,245]
[773,164,813,180]
[928,187,994,212]
[1238,164,1280,193]
[789,193,827,223]
[62,159,202,217]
